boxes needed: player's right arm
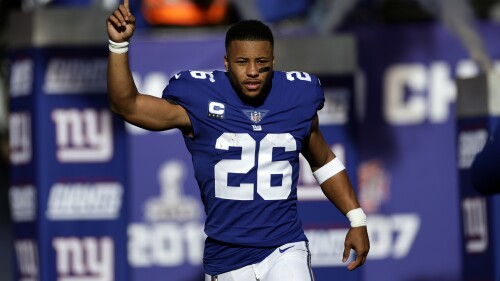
[106,0,191,132]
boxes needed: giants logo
[10,184,36,222]
[43,58,107,94]
[52,108,113,163]
[305,228,351,266]
[10,112,31,165]
[10,59,33,97]
[53,237,114,281]
[46,182,123,220]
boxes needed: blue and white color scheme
[8,47,128,281]
[163,70,324,275]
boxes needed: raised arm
[106,0,191,132]
[301,114,369,271]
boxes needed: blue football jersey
[162,70,324,274]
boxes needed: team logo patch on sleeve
[241,109,269,123]
[208,101,225,119]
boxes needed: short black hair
[225,20,274,51]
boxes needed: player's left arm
[301,114,370,271]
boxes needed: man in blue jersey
[107,1,369,280]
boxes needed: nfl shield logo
[251,111,261,122]
[242,109,269,124]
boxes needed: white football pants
[205,241,314,281]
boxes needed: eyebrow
[233,56,270,60]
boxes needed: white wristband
[109,39,129,54]
[346,208,367,227]
[312,157,345,185]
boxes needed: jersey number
[214,133,296,200]
[188,70,312,83]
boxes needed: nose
[246,62,259,77]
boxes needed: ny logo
[53,237,114,281]
[10,112,32,165]
[462,197,488,253]
[52,109,113,163]
[15,239,38,280]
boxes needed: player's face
[225,40,274,104]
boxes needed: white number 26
[214,133,296,200]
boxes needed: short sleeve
[314,76,325,111]
[162,71,191,105]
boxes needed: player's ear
[224,55,229,70]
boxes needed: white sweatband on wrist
[109,39,129,54]
[346,208,367,227]
[312,157,345,185]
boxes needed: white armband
[109,39,129,54]
[346,208,367,227]
[312,157,345,185]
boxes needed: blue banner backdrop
[351,23,500,281]
[9,47,128,281]
[457,114,500,281]
[11,21,500,281]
